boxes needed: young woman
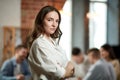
[100,44,120,80]
[27,6,74,80]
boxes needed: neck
[44,34,53,43]
[72,56,75,62]
[106,57,112,62]
[15,54,20,64]
[93,58,99,64]
[44,33,51,38]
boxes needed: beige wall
[0,0,21,65]
[0,0,21,27]
[0,28,3,66]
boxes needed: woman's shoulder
[31,36,48,48]
[111,59,120,66]
[112,59,119,63]
[34,36,44,43]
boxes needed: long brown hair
[101,44,116,60]
[28,6,62,48]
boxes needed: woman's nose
[52,21,57,27]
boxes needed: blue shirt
[1,57,31,80]
[83,59,116,80]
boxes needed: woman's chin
[50,32,55,35]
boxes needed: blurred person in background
[100,44,120,80]
[69,47,90,80]
[1,45,31,80]
[0,71,2,80]
[83,48,116,80]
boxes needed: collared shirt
[69,57,90,80]
[14,63,21,76]
[28,35,68,80]
[1,57,31,80]
[83,59,116,80]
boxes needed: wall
[0,0,21,27]
[0,28,3,66]
[21,0,46,28]
[0,0,21,65]
[72,0,85,52]
[107,0,119,45]
[21,0,65,28]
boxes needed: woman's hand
[78,77,82,80]
[63,61,74,78]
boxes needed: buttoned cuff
[56,65,66,78]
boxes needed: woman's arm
[28,43,66,79]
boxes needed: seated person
[1,45,31,80]
[83,48,116,80]
[100,44,120,80]
[69,47,90,80]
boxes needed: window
[90,0,107,1]
[88,0,107,48]
[59,0,72,60]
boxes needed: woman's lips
[50,28,56,31]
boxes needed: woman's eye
[48,19,51,21]
[47,18,53,21]
[56,20,59,23]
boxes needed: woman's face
[100,48,109,59]
[43,11,59,35]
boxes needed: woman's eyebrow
[47,17,53,20]
[47,17,59,20]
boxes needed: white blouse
[28,35,68,80]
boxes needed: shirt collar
[11,57,17,66]
[38,34,57,46]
